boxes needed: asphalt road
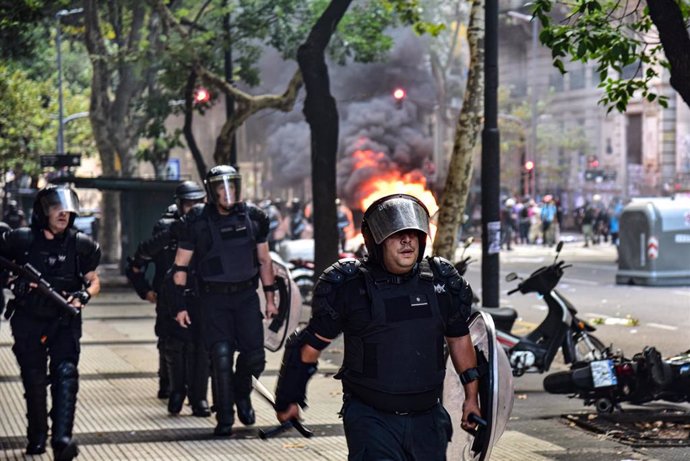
[460,242,690,359]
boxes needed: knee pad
[237,350,266,377]
[211,342,233,373]
[52,362,78,381]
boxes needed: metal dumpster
[616,197,690,286]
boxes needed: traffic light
[194,87,211,105]
[393,87,406,109]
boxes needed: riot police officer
[274,194,482,460]
[126,181,210,416]
[172,165,278,436]
[1,185,100,460]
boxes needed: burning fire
[345,149,439,252]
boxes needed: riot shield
[444,311,514,460]
[261,252,303,352]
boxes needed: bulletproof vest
[151,217,177,291]
[342,260,446,394]
[197,206,259,283]
[20,230,81,317]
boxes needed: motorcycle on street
[544,346,690,413]
[469,241,608,377]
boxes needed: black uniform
[127,206,210,415]
[297,256,472,460]
[1,227,100,457]
[177,201,270,432]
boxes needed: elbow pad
[274,328,322,412]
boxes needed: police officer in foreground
[1,185,100,460]
[172,165,278,436]
[274,194,482,460]
[126,181,210,416]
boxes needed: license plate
[590,359,618,388]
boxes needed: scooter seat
[473,307,518,332]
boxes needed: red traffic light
[393,88,406,101]
[524,160,535,171]
[194,87,210,104]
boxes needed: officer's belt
[200,279,255,294]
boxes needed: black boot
[233,350,265,426]
[50,362,79,460]
[210,342,234,436]
[22,368,48,455]
[158,338,170,399]
[188,341,211,417]
[165,338,187,415]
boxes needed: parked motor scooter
[475,241,608,376]
[544,346,690,413]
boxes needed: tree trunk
[297,0,352,277]
[432,0,484,261]
[183,71,208,179]
[647,0,690,108]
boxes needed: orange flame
[349,149,438,248]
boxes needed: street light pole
[55,8,84,155]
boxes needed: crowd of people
[259,196,355,252]
[499,193,626,250]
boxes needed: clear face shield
[209,175,239,208]
[444,311,514,460]
[365,197,429,244]
[41,188,80,216]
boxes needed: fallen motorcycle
[544,346,690,413]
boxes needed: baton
[252,376,314,439]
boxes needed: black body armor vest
[151,217,177,292]
[341,260,446,395]
[20,230,82,318]
[197,206,259,283]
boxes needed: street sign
[40,154,81,168]
[165,158,180,180]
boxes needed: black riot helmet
[361,194,430,264]
[174,180,206,209]
[204,165,241,209]
[31,185,80,231]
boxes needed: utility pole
[55,8,84,155]
[224,2,238,167]
[482,0,500,307]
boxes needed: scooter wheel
[595,398,614,413]
[543,371,576,394]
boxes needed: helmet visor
[208,175,239,205]
[366,196,429,244]
[41,188,80,216]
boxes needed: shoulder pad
[153,217,176,234]
[430,256,457,277]
[246,203,266,217]
[319,258,361,282]
[181,203,206,224]
[429,256,468,293]
[7,227,34,251]
[75,232,100,257]
[315,258,361,295]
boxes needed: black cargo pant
[199,288,265,425]
[342,396,453,461]
[10,310,82,446]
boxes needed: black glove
[69,290,91,306]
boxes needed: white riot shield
[261,252,303,352]
[444,311,514,460]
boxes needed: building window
[626,114,642,165]
[549,71,564,92]
[569,66,585,90]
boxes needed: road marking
[672,290,690,297]
[560,278,599,286]
[647,323,678,331]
